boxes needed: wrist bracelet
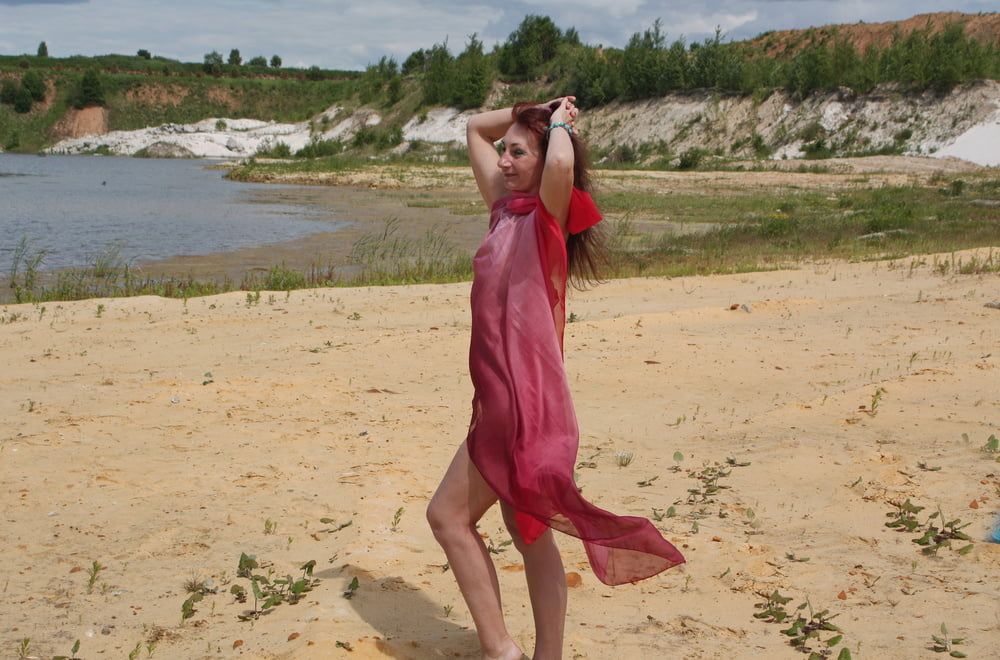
[547,121,574,135]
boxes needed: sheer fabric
[465,190,685,586]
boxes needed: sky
[0,1,995,70]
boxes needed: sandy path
[2,250,998,659]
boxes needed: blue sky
[0,1,995,70]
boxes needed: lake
[0,153,346,271]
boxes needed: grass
[4,172,998,304]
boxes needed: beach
[2,249,998,659]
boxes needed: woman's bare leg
[427,441,523,660]
[501,503,567,660]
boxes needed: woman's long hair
[511,101,607,289]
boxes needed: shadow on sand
[320,563,479,659]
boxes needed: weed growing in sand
[96,303,105,318]
[263,518,277,535]
[16,638,30,660]
[391,507,404,531]
[245,291,261,306]
[86,560,105,594]
[753,591,852,659]
[567,312,579,323]
[861,387,886,415]
[336,641,354,651]
[443,604,453,617]
[671,451,684,471]
[233,554,319,621]
[652,506,676,521]
[885,500,974,556]
[686,463,732,504]
[614,450,634,468]
[929,623,967,657]
[52,639,81,660]
[342,576,360,599]
[980,434,999,458]
[181,592,203,622]
[347,311,362,320]
[637,476,659,487]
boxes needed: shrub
[270,54,282,68]
[203,51,223,75]
[13,86,33,113]
[73,69,106,108]
[677,147,706,170]
[137,49,152,59]
[228,49,242,66]
[247,55,267,67]
[21,71,46,102]
[0,79,17,105]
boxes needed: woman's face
[497,123,543,193]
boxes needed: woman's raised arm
[538,96,578,233]
[466,109,512,207]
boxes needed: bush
[270,54,282,68]
[255,140,292,157]
[203,50,223,75]
[295,139,343,158]
[13,85,33,113]
[247,55,267,67]
[677,147,706,170]
[21,71,46,102]
[228,49,242,66]
[137,49,152,59]
[0,79,17,105]
[73,69,105,108]
[306,65,324,81]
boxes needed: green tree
[497,14,562,78]
[37,41,48,57]
[247,55,267,67]
[422,41,454,105]
[450,34,491,109]
[270,54,282,68]
[73,69,106,108]
[13,85,33,113]
[21,71,46,103]
[203,50,223,75]
[228,48,242,66]
[621,20,667,100]
[402,48,427,74]
[137,49,152,59]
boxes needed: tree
[21,70,46,102]
[422,41,454,105]
[203,50,223,75]
[248,55,267,67]
[270,54,282,68]
[74,69,106,108]
[306,65,324,80]
[228,49,242,66]
[450,34,491,109]
[497,14,563,78]
[402,48,427,74]
[137,49,152,59]
[37,41,48,58]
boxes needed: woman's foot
[482,636,525,660]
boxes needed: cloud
[0,0,992,68]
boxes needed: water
[0,153,346,270]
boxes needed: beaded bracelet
[547,121,574,135]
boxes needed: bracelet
[547,121,574,135]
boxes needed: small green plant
[671,451,684,472]
[202,371,214,385]
[443,604,453,617]
[342,576,360,599]
[246,290,261,306]
[234,553,319,621]
[264,518,277,535]
[347,311,362,320]
[886,500,974,555]
[16,638,30,660]
[929,623,967,657]
[96,303,105,318]
[864,387,886,415]
[614,450,634,467]
[637,475,659,487]
[981,434,999,456]
[336,641,354,651]
[53,639,81,660]
[86,560,105,593]
[181,592,203,622]
[567,312,579,323]
[391,507,404,531]
[753,591,852,658]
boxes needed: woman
[426,97,684,660]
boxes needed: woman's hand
[546,96,579,132]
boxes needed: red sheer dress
[465,188,685,586]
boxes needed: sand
[2,249,999,659]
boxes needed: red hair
[511,101,605,288]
